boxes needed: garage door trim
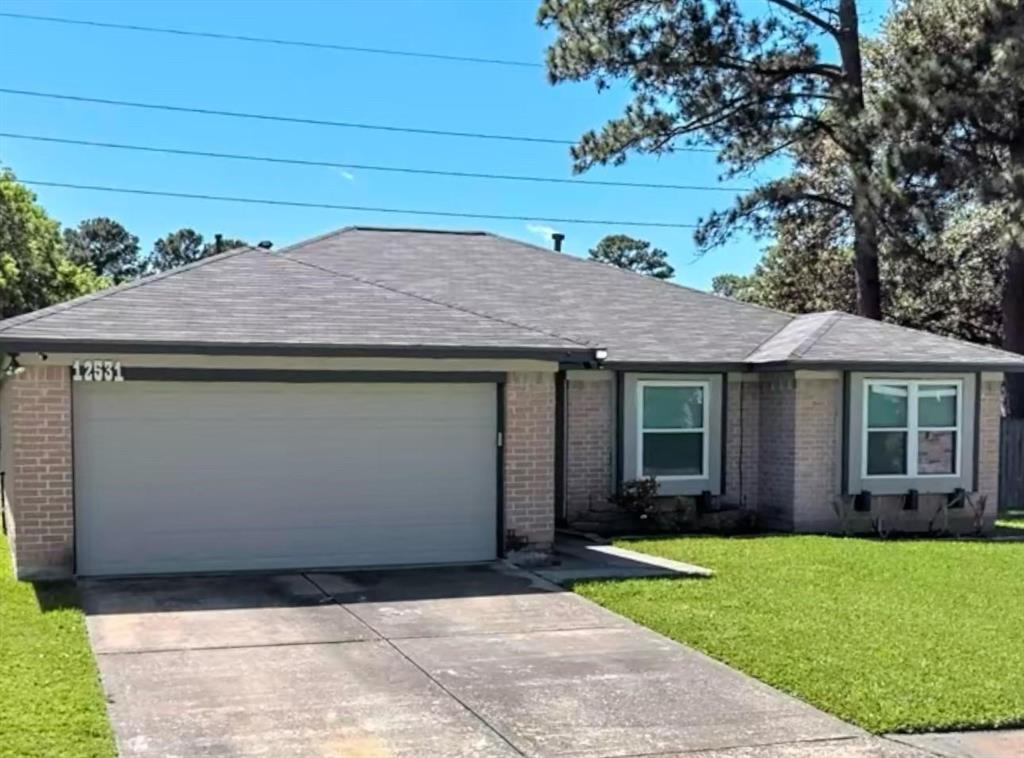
[71,371,507,576]
[119,368,508,384]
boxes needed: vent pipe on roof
[214,233,224,255]
[551,233,565,252]
[257,240,273,250]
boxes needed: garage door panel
[75,382,498,576]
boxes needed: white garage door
[74,381,498,576]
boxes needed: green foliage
[874,0,1024,415]
[709,273,755,301]
[575,535,1024,733]
[608,477,661,519]
[0,169,108,319]
[0,532,116,757]
[147,229,249,274]
[63,217,143,284]
[148,228,206,273]
[720,205,1004,346]
[539,0,885,317]
[589,234,674,279]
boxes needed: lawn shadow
[615,528,1024,544]
[32,580,83,613]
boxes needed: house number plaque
[72,359,124,382]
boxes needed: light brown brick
[1,365,74,579]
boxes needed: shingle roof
[2,226,1022,370]
[281,227,791,364]
[748,311,1022,367]
[0,238,592,358]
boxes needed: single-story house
[1,226,1021,579]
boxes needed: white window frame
[636,380,710,481]
[862,379,963,479]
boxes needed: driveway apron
[82,564,867,757]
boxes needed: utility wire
[0,133,747,192]
[21,180,700,229]
[0,87,718,153]
[0,11,545,69]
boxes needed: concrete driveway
[81,564,897,757]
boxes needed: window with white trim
[863,380,962,478]
[637,380,709,479]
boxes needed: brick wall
[791,374,1001,534]
[565,374,614,521]
[976,379,1001,519]
[724,376,759,507]
[1,365,74,579]
[792,375,842,530]
[504,371,555,549]
[757,374,796,529]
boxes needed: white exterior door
[74,381,498,576]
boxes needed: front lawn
[573,535,1024,734]
[997,510,1024,531]
[0,533,115,757]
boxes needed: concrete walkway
[81,563,880,757]
[886,729,1024,757]
[533,532,713,584]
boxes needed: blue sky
[0,0,890,290]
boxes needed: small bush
[608,477,660,521]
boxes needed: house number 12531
[72,360,124,382]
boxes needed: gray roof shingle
[0,241,591,356]
[749,311,1022,367]
[1,226,1022,370]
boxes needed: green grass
[573,535,1024,734]
[0,533,115,757]
[997,510,1024,530]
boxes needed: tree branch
[768,0,840,36]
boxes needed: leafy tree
[539,0,885,318]
[718,205,1003,346]
[876,0,1024,415]
[589,234,675,278]
[0,170,107,319]
[147,230,249,274]
[63,217,142,284]
[149,228,205,273]
[710,273,755,300]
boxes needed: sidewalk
[886,728,1024,757]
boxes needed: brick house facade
[1,228,1020,580]
[564,370,1003,536]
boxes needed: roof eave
[601,361,748,372]
[750,359,1024,372]
[0,338,597,363]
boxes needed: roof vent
[257,240,273,250]
[551,233,565,252]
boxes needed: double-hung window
[637,380,708,479]
[863,380,962,478]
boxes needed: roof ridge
[742,313,800,361]
[480,231,795,319]
[0,246,260,334]
[274,252,596,349]
[790,311,845,359]
[350,226,488,236]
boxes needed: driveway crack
[302,572,527,757]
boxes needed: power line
[0,87,718,153]
[21,180,700,229]
[0,132,748,192]
[0,88,572,146]
[0,11,544,69]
